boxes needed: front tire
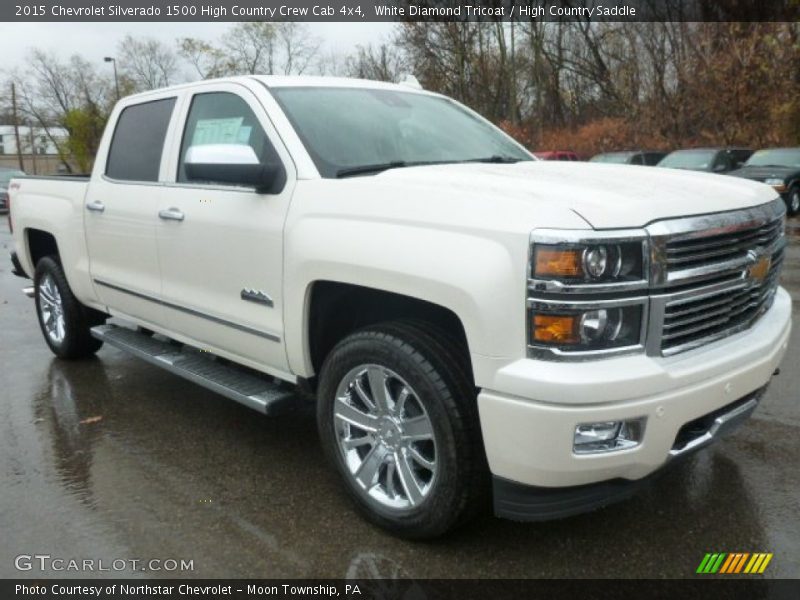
[787,185,800,216]
[317,321,487,539]
[34,256,106,359]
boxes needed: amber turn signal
[534,248,583,278]
[532,314,579,344]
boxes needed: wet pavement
[1,219,799,580]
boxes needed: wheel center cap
[378,418,402,448]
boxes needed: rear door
[155,82,295,374]
[84,95,179,325]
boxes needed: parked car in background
[533,150,579,161]
[729,147,800,216]
[0,167,25,213]
[589,150,666,166]
[657,148,752,174]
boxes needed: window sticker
[236,126,253,144]
[191,117,244,146]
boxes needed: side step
[91,324,296,416]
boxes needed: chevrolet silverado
[8,76,791,538]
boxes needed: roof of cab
[122,75,431,103]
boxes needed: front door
[155,84,294,374]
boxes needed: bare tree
[177,38,231,80]
[344,43,408,82]
[276,22,321,75]
[9,50,115,172]
[180,22,322,78]
[222,22,276,75]
[118,35,179,91]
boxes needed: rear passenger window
[106,98,176,182]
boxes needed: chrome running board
[91,324,295,416]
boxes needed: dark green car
[729,148,800,216]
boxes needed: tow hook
[22,286,34,298]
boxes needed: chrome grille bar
[646,198,786,356]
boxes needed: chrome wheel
[334,365,438,512]
[38,273,66,344]
[790,189,800,214]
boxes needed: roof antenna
[398,74,422,90]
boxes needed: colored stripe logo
[696,552,773,574]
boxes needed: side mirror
[712,163,727,173]
[184,144,281,193]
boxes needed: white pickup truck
[8,76,791,539]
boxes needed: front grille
[648,199,787,356]
[665,218,783,270]
[661,248,783,353]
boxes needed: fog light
[573,418,645,454]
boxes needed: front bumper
[478,286,791,513]
[492,386,764,521]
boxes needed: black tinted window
[106,98,176,182]
[178,92,281,185]
[631,154,644,165]
[712,152,731,170]
[731,150,752,167]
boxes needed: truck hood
[375,160,777,229]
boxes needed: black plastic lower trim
[493,474,658,522]
[10,251,28,279]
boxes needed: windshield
[658,150,716,170]
[745,149,800,168]
[270,87,532,177]
[0,169,25,186]
[590,153,633,164]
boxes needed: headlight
[532,242,644,284]
[764,178,786,192]
[529,301,645,352]
[528,229,649,360]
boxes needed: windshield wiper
[335,156,521,178]
[336,161,409,178]
[465,155,521,164]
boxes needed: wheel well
[308,281,471,379]
[27,229,59,267]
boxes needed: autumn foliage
[397,22,800,158]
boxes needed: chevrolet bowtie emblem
[746,251,771,284]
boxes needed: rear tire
[34,256,106,359]
[317,320,488,539]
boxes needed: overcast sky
[0,22,395,77]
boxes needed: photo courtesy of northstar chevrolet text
[1,0,799,595]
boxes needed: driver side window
[177,92,282,186]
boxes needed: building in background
[0,125,69,174]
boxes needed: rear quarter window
[106,97,176,182]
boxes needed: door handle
[158,208,185,222]
[85,200,105,213]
